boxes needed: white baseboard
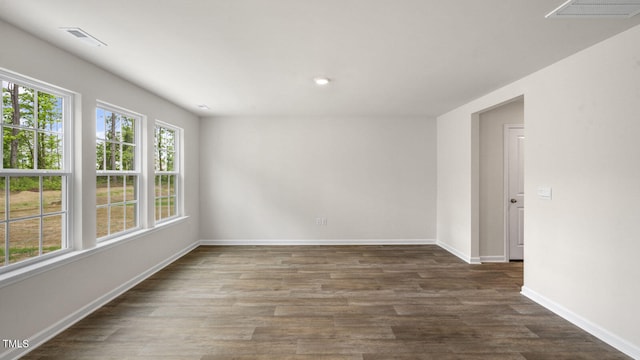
[521,286,640,359]
[479,255,507,263]
[200,239,437,246]
[3,241,199,360]
[435,241,481,264]
[200,240,488,267]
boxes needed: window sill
[0,215,190,289]
[97,216,189,250]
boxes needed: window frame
[154,121,181,223]
[0,69,74,273]
[95,102,142,241]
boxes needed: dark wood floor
[24,245,629,359]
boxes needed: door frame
[503,124,524,261]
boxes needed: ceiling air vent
[59,27,107,47]
[546,0,640,18]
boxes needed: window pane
[43,176,63,214]
[155,197,162,221]
[0,177,5,220]
[37,132,63,170]
[3,83,35,128]
[10,177,40,219]
[110,176,125,204]
[163,175,171,197]
[169,196,176,217]
[160,150,167,172]
[3,127,35,169]
[122,144,135,171]
[96,176,109,206]
[125,203,136,230]
[104,111,120,142]
[96,108,105,139]
[43,215,63,254]
[155,126,175,171]
[166,150,175,171]
[156,149,163,171]
[96,140,106,170]
[155,175,162,197]
[96,206,109,238]
[169,175,176,196]
[125,175,136,202]
[105,142,121,171]
[164,129,175,171]
[0,223,5,267]
[109,204,125,235]
[157,150,175,172]
[37,91,63,132]
[121,116,135,144]
[8,218,40,264]
[2,81,10,122]
[164,128,175,150]
[158,127,175,149]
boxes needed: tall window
[1,73,70,270]
[154,122,179,222]
[96,105,139,240]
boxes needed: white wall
[436,112,475,261]
[200,115,436,242]
[0,20,200,359]
[479,99,524,259]
[437,24,640,358]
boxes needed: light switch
[537,186,552,200]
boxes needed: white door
[506,127,524,260]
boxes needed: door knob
[510,199,517,203]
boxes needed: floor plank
[22,245,630,359]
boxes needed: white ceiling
[1,0,640,117]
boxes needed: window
[96,105,140,240]
[154,122,179,222]
[1,72,71,270]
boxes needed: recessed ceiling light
[197,104,210,110]
[313,77,331,86]
[59,27,107,47]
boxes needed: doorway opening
[477,97,524,262]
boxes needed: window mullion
[34,89,39,170]
[166,175,171,218]
[107,175,111,237]
[123,176,127,232]
[101,140,106,171]
[4,177,8,266]
[39,176,43,256]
